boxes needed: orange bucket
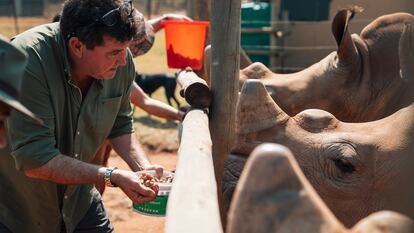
[162,20,209,70]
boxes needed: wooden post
[146,0,152,19]
[177,69,212,109]
[11,0,19,34]
[186,0,211,21]
[280,10,289,72]
[270,0,280,69]
[165,110,223,233]
[210,0,241,226]
[186,0,194,19]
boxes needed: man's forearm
[109,133,151,172]
[24,154,106,185]
[25,153,159,204]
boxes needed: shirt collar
[56,24,72,80]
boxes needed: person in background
[0,35,42,149]
[128,13,190,122]
[93,13,191,194]
[52,13,61,23]
[0,0,163,232]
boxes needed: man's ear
[68,37,84,58]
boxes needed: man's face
[81,35,131,80]
[0,102,12,148]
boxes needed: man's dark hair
[60,0,144,49]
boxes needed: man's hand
[150,13,193,33]
[110,169,159,204]
[144,164,164,177]
[162,13,193,22]
[179,104,191,121]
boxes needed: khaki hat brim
[0,90,43,124]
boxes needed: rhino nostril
[333,158,355,174]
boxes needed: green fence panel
[241,2,271,66]
[280,0,329,21]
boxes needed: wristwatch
[103,167,118,187]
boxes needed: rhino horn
[232,80,289,155]
[332,7,363,64]
[227,144,346,233]
[236,80,289,135]
[202,44,211,83]
[351,211,414,233]
[399,23,414,83]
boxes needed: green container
[132,171,173,217]
[133,195,169,216]
[241,2,271,66]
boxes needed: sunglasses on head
[99,0,134,27]
[67,0,134,40]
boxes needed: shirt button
[77,131,80,135]
[75,154,79,158]
[64,195,68,199]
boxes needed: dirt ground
[101,119,180,233]
[102,150,177,233]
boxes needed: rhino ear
[240,62,272,80]
[203,44,212,83]
[332,7,363,63]
[399,23,414,83]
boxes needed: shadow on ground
[134,116,178,129]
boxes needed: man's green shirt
[0,23,135,233]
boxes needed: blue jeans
[70,199,114,233]
[0,199,113,233]
[0,222,12,233]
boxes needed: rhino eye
[333,158,355,173]
[323,143,358,175]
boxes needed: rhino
[226,78,414,227]
[227,143,414,233]
[240,9,414,122]
[223,9,414,226]
[224,22,414,227]
[205,9,414,122]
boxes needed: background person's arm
[131,82,184,121]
